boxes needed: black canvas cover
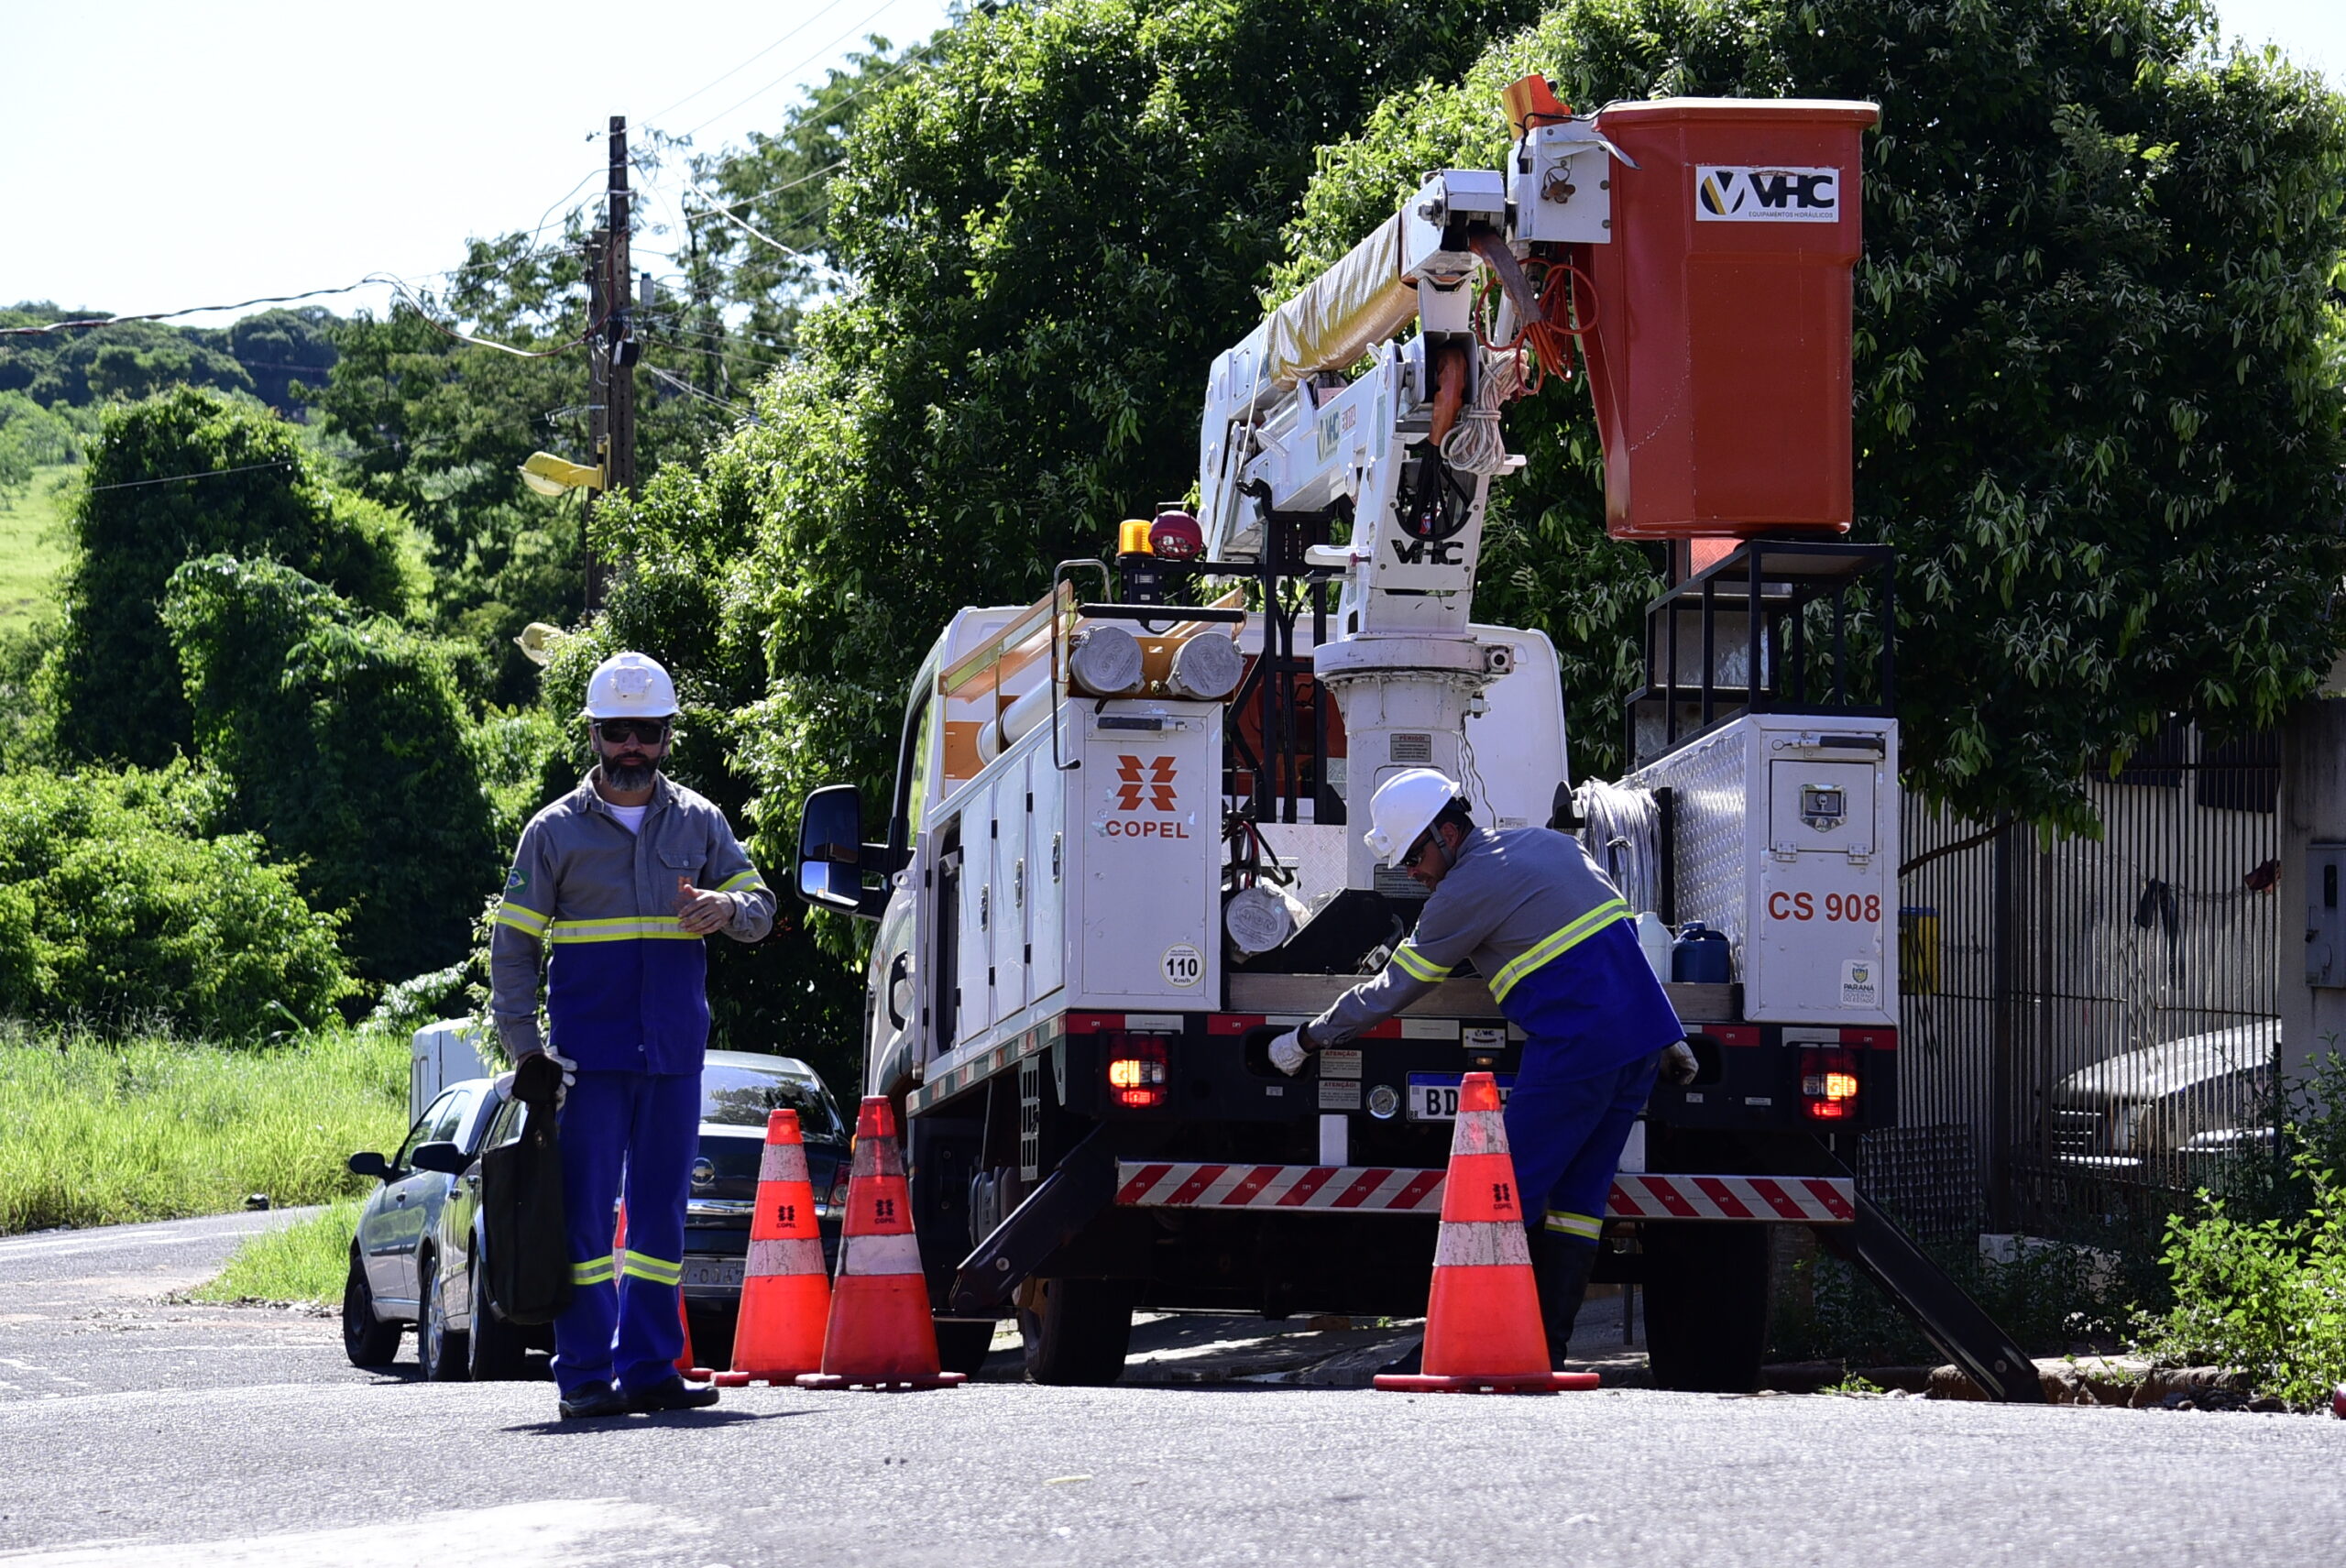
[480,1053,570,1326]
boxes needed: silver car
[342,1076,504,1373]
[2049,1020,2278,1185]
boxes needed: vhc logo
[1695,165,1843,223]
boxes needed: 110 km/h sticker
[1160,944,1203,988]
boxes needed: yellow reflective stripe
[716,871,767,894]
[572,1258,616,1285]
[495,904,551,937]
[620,1254,683,1285]
[1488,899,1630,1003]
[549,917,701,943]
[1544,1210,1604,1240]
[1390,942,1452,983]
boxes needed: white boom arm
[1195,116,1621,883]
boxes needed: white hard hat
[1365,768,1463,867]
[581,651,679,719]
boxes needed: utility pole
[582,115,637,614]
[584,229,608,613]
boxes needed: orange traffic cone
[1376,1071,1598,1394]
[795,1096,966,1391]
[614,1201,713,1382]
[712,1109,832,1387]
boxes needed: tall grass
[0,1025,410,1234]
[192,1201,363,1304]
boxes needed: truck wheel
[1642,1223,1771,1393]
[935,1318,995,1376]
[417,1251,469,1382]
[342,1245,402,1368]
[466,1248,532,1381]
[1018,1277,1134,1387]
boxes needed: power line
[644,0,862,124]
[82,458,294,493]
[677,0,911,139]
[0,283,382,337]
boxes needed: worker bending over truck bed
[1270,768,1694,1364]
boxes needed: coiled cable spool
[1575,779,1661,916]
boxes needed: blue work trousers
[553,1069,700,1397]
[1502,1044,1661,1250]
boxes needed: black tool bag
[480,1052,572,1326]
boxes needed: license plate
[680,1256,743,1289]
[1406,1071,1516,1121]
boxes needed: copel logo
[1108,755,1189,838]
[1114,755,1178,812]
[1695,165,1842,223]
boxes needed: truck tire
[342,1245,402,1368]
[1018,1277,1134,1387]
[466,1248,532,1381]
[935,1318,995,1376]
[1643,1222,1771,1393]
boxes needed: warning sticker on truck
[1695,165,1843,223]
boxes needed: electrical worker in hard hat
[489,651,775,1420]
[1267,766,1694,1367]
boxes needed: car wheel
[417,1251,469,1382]
[342,1244,402,1367]
[935,1317,995,1376]
[1018,1277,1133,1387]
[466,1244,532,1382]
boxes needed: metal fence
[1874,727,2282,1244]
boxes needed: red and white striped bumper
[1111,1163,1854,1223]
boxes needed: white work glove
[1661,1040,1699,1087]
[1268,1028,1310,1077]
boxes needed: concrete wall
[2278,696,2346,1082]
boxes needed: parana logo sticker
[1695,165,1843,222]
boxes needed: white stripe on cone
[838,1231,925,1277]
[747,1237,826,1277]
[759,1143,812,1186]
[1432,1219,1534,1268]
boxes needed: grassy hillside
[0,462,73,630]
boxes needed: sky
[0,0,2340,332]
[0,0,958,327]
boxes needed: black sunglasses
[1400,830,1440,871]
[594,718,671,745]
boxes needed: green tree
[0,306,256,409]
[162,556,502,986]
[0,763,355,1038]
[228,307,340,411]
[574,0,1543,1066]
[45,388,413,768]
[1279,0,2346,827]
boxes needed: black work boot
[557,1382,630,1420]
[1529,1227,1598,1368]
[628,1376,720,1413]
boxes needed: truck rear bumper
[1113,1161,1854,1223]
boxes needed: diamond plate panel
[1628,722,1754,965]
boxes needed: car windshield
[700,1063,846,1140]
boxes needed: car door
[399,1084,480,1305]
[444,1089,517,1329]
[407,1084,479,1298]
[360,1091,454,1306]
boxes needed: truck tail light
[1107,1037,1169,1108]
[1800,1047,1860,1123]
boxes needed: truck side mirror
[797,784,890,919]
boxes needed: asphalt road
[3,1214,2343,1567]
